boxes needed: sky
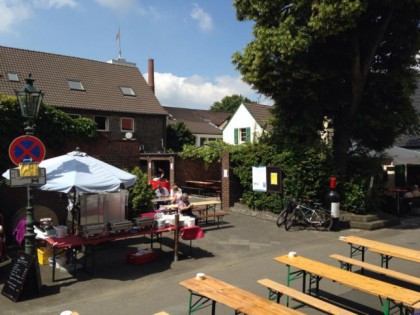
[0,0,273,110]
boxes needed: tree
[0,94,97,172]
[232,0,420,178]
[210,94,253,112]
[166,121,195,152]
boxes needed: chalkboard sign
[1,252,40,302]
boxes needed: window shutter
[246,127,251,142]
[234,128,238,144]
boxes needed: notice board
[1,252,41,302]
[252,166,282,193]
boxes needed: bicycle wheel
[284,212,297,231]
[315,209,332,231]
[276,205,292,227]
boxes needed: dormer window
[68,80,85,91]
[120,86,135,96]
[7,73,19,82]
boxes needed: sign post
[5,136,47,296]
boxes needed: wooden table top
[161,200,220,210]
[180,275,304,315]
[339,236,420,263]
[274,254,420,309]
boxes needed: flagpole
[116,27,122,59]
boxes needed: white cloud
[33,0,77,9]
[0,0,31,33]
[93,0,147,15]
[191,3,213,32]
[145,72,267,109]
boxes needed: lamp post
[15,74,44,255]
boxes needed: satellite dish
[125,132,133,139]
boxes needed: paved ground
[1,205,419,315]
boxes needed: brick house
[0,46,168,161]
[0,46,168,237]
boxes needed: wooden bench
[258,279,357,315]
[180,274,304,315]
[339,235,420,268]
[330,254,420,286]
[182,186,205,196]
[197,211,230,228]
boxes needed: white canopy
[384,146,420,165]
[3,150,136,194]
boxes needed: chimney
[148,58,155,94]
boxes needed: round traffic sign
[9,135,46,166]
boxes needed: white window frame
[120,86,136,96]
[68,80,85,91]
[120,117,134,132]
[7,73,19,82]
[94,115,109,131]
[240,128,247,143]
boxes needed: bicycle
[276,199,297,227]
[284,199,332,231]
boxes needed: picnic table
[274,254,420,315]
[339,235,420,267]
[45,225,176,281]
[161,200,228,228]
[180,274,304,315]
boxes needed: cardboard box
[126,249,158,265]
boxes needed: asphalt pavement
[1,206,419,315]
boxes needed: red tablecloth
[149,180,170,190]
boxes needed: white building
[223,103,273,145]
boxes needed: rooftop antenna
[116,27,122,59]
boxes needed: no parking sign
[9,135,46,166]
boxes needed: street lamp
[15,74,44,256]
[15,73,44,135]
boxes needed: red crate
[126,249,158,265]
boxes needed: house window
[121,117,134,132]
[94,115,109,131]
[7,73,19,82]
[240,128,248,142]
[234,127,251,144]
[120,87,136,96]
[68,80,85,91]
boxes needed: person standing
[170,185,182,204]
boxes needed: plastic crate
[126,249,158,265]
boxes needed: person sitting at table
[178,193,196,218]
[170,185,182,204]
[155,184,169,198]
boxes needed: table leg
[52,247,57,282]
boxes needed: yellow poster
[270,172,278,185]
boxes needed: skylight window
[120,86,136,96]
[7,73,19,82]
[68,80,85,91]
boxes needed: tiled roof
[243,102,273,129]
[168,119,223,135]
[0,46,167,116]
[164,106,231,136]
[164,106,231,127]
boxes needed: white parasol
[2,149,136,194]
